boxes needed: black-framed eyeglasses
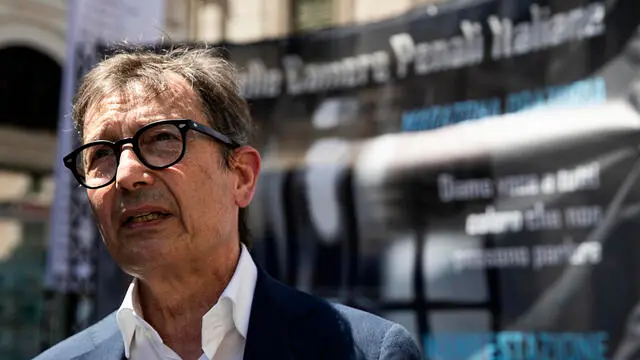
[63,119,238,189]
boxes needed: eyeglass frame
[63,119,239,189]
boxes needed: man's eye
[84,147,112,171]
[152,132,180,142]
[90,149,111,162]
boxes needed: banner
[45,0,165,331]
[352,101,640,360]
[213,0,640,358]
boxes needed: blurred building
[0,1,63,358]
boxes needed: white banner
[45,0,166,292]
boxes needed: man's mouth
[124,212,170,225]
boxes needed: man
[35,47,422,360]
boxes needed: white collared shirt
[116,244,258,360]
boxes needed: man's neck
[136,242,241,359]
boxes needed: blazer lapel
[243,267,316,360]
[243,267,292,360]
[74,312,125,360]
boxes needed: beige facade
[0,0,445,76]
[354,0,416,23]
[0,0,65,173]
[0,0,66,63]
[192,0,443,43]
[0,0,447,67]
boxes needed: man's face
[82,76,259,276]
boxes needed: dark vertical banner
[214,0,640,358]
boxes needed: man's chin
[109,239,176,271]
[117,254,178,279]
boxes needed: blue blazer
[33,267,422,360]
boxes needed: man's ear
[231,146,261,208]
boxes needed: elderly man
[35,47,421,360]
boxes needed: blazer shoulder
[33,312,122,360]
[332,304,422,360]
[331,303,394,344]
[332,303,393,329]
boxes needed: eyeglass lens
[74,123,185,188]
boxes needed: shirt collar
[208,243,257,339]
[115,279,143,359]
[115,244,257,359]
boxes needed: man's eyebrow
[85,125,117,143]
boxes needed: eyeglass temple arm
[188,121,236,147]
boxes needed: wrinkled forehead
[82,75,205,142]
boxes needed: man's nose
[115,148,154,191]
